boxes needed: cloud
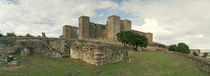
[0,0,118,37]
[120,0,210,49]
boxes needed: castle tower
[63,25,78,39]
[120,19,131,31]
[107,15,121,39]
[79,16,90,39]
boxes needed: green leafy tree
[116,31,134,46]
[193,52,199,56]
[26,33,33,37]
[177,43,190,54]
[168,44,177,51]
[203,53,208,57]
[128,33,148,51]
[6,32,16,37]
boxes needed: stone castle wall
[132,30,153,43]
[0,37,128,65]
[63,15,153,43]
[63,25,78,39]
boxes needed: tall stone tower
[79,16,90,39]
[107,15,121,39]
[120,19,131,31]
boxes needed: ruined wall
[63,25,78,39]
[70,41,128,65]
[0,37,128,65]
[79,16,90,39]
[132,30,153,43]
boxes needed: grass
[0,46,13,49]
[0,51,209,76]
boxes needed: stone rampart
[0,37,128,65]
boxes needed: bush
[203,53,208,57]
[168,45,177,51]
[168,43,190,54]
[6,32,16,37]
[193,52,199,56]
[26,33,33,37]
[0,33,3,37]
[177,43,190,54]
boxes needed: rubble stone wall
[0,37,128,65]
[70,41,128,65]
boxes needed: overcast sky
[0,0,210,49]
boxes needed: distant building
[200,50,210,58]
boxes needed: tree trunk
[135,43,138,51]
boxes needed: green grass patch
[0,46,13,49]
[0,51,208,76]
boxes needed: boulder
[20,48,31,56]
[8,60,19,66]
[54,52,62,58]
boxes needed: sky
[0,0,210,50]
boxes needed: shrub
[0,33,3,37]
[177,43,190,54]
[6,32,16,37]
[26,33,33,37]
[168,45,177,51]
[203,53,208,57]
[193,52,199,56]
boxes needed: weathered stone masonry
[63,15,153,43]
[0,38,128,65]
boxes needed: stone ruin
[0,15,154,66]
[62,15,153,43]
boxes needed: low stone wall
[0,37,128,65]
[70,41,128,65]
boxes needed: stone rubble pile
[0,48,19,66]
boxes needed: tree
[168,44,177,51]
[128,33,148,51]
[6,32,16,37]
[26,33,33,37]
[0,33,3,37]
[116,31,134,46]
[203,53,208,57]
[193,52,199,56]
[177,43,190,54]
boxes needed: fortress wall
[89,22,107,39]
[132,30,153,43]
[120,20,131,31]
[63,25,78,39]
[0,37,128,65]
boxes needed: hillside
[0,51,209,76]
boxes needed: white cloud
[194,34,204,38]
[0,0,118,37]
[121,0,210,49]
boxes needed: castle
[62,15,153,43]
